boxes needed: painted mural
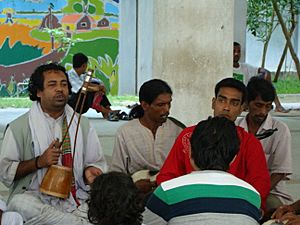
[0,0,119,97]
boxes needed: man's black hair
[28,63,71,102]
[73,53,88,68]
[190,117,240,171]
[133,79,172,118]
[88,172,144,225]
[247,76,275,103]
[215,77,247,104]
[234,41,241,47]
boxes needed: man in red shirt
[157,77,270,210]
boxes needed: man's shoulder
[9,112,29,128]
[117,119,140,133]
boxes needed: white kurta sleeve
[0,127,21,187]
[110,129,128,173]
[84,126,108,173]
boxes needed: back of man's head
[73,53,88,68]
[88,172,144,225]
[190,117,240,171]
[139,79,172,104]
[215,78,247,104]
[247,77,275,103]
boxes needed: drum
[40,165,72,199]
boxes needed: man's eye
[231,101,240,106]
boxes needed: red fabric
[157,125,270,210]
[62,118,80,206]
[91,93,103,111]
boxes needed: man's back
[156,125,270,209]
[147,171,261,225]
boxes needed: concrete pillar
[152,0,234,126]
[119,0,137,95]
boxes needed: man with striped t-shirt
[145,117,261,225]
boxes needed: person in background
[67,52,113,118]
[233,42,289,113]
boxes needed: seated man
[157,78,270,210]
[67,52,112,118]
[110,79,184,193]
[236,77,293,210]
[0,63,107,224]
[0,195,23,225]
[271,199,300,224]
[145,117,261,225]
[87,172,144,225]
[233,42,289,113]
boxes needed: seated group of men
[0,56,296,225]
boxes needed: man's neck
[233,61,240,68]
[246,114,261,135]
[139,116,161,137]
[74,68,83,76]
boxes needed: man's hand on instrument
[84,166,102,185]
[272,205,296,220]
[38,140,62,168]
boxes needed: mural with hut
[0,0,119,97]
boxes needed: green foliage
[73,3,83,13]
[87,4,96,14]
[273,74,300,94]
[43,28,82,52]
[247,0,276,42]
[62,0,103,15]
[0,38,43,66]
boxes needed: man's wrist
[35,156,42,169]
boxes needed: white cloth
[67,68,85,93]
[0,102,107,223]
[236,114,293,204]
[0,197,23,225]
[8,192,90,225]
[110,118,183,174]
[233,63,258,84]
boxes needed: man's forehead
[252,96,272,104]
[217,87,242,100]
[43,70,66,79]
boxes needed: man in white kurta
[235,77,292,210]
[110,118,183,174]
[0,63,107,225]
[110,79,183,193]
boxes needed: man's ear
[211,97,216,110]
[140,101,149,111]
[37,89,42,99]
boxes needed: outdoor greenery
[0,95,138,108]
